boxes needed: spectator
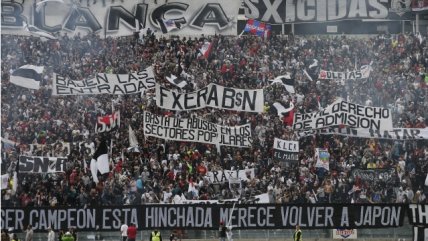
[47,227,55,241]
[127,223,137,241]
[150,229,162,241]
[61,232,74,241]
[219,221,227,241]
[0,32,427,209]
[25,225,33,241]
[120,222,128,241]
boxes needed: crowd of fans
[1,29,427,208]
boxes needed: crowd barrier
[7,224,413,241]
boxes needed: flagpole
[238,29,245,38]
[110,139,113,161]
[227,201,237,227]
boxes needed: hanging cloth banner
[243,0,413,24]
[52,67,155,95]
[0,204,407,231]
[293,99,393,131]
[2,0,240,37]
[143,111,252,148]
[296,127,428,140]
[155,83,264,113]
[205,168,255,183]
[350,168,396,183]
[315,148,330,171]
[318,65,372,80]
[273,138,299,162]
[18,156,67,173]
[95,111,120,133]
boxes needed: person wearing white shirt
[47,227,55,241]
[120,222,128,241]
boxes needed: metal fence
[11,220,413,241]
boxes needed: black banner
[0,204,407,232]
[243,0,415,24]
[18,156,67,173]
[408,204,428,226]
[350,168,395,183]
[273,149,299,162]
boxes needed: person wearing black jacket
[219,221,226,241]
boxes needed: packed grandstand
[1,0,428,240]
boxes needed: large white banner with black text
[182,193,270,204]
[318,66,372,80]
[293,100,393,131]
[205,169,256,183]
[18,156,67,173]
[156,83,264,113]
[52,67,155,95]
[243,0,414,24]
[1,0,239,37]
[296,127,428,140]
[143,112,252,147]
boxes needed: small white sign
[326,25,338,33]
[332,229,357,239]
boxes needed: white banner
[2,0,239,37]
[293,100,393,131]
[95,111,120,133]
[52,67,155,95]
[156,83,264,113]
[143,112,252,147]
[18,156,67,173]
[332,229,358,239]
[319,66,371,80]
[182,193,270,204]
[315,148,330,171]
[273,138,299,162]
[244,0,413,24]
[2,138,95,156]
[1,174,9,190]
[205,169,255,183]
[296,127,428,140]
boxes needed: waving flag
[306,59,320,81]
[244,19,271,37]
[273,102,294,118]
[269,73,295,93]
[24,22,57,40]
[128,125,140,153]
[95,112,120,133]
[157,18,181,34]
[90,140,110,183]
[166,74,187,88]
[10,65,44,89]
[199,41,213,59]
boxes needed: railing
[10,219,413,241]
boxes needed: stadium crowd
[1,29,427,208]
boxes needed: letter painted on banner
[143,111,252,148]
[273,138,299,163]
[293,100,393,131]
[155,83,264,113]
[243,0,407,24]
[18,156,67,173]
[0,204,408,231]
[1,0,240,37]
[296,127,428,140]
